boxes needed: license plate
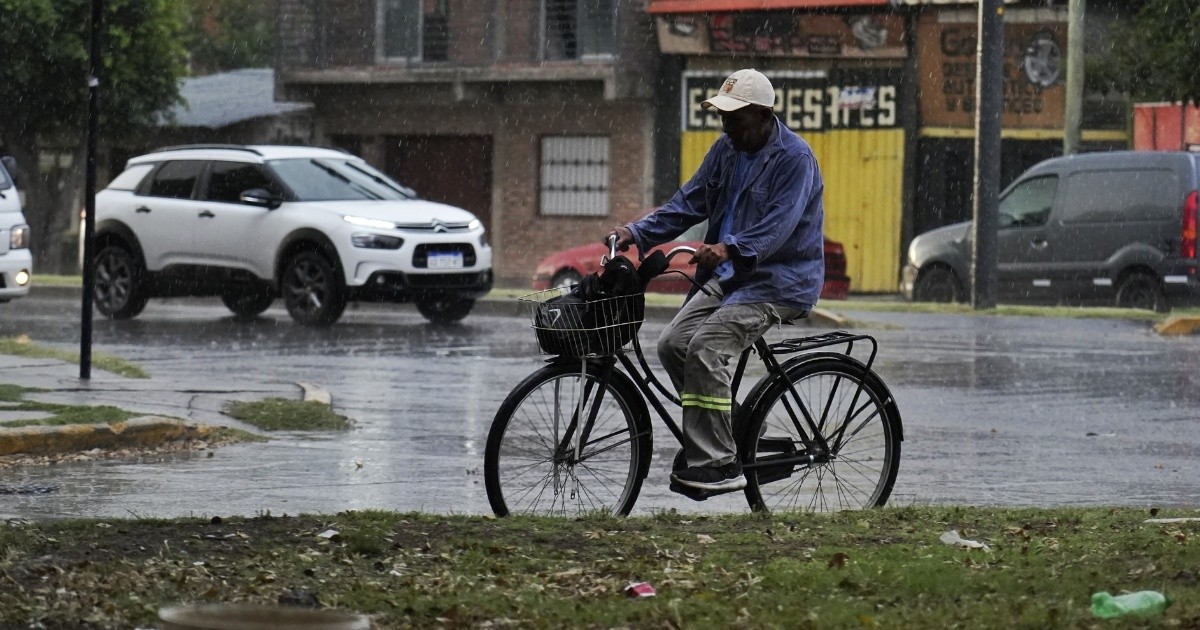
[427,252,464,269]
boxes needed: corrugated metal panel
[678,128,905,293]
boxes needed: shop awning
[647,0,889,14]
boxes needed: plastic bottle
[1091,591,1170,618]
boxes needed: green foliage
[1094,0,1200,103]
[186,0,275,73]
[224,398,352,431]
[0,507,1197,627]
[0,0,188,140]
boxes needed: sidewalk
[0,351,314,457]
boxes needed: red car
[532,223,851,299]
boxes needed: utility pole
[972,0,1004,310]
[80,0,102,379]
[1063,0,1086,155]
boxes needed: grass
[0,383,138,428]
[223,397,352,431]
[0,335,148,378]
[0,506,1196,628]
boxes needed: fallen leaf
[827,552,849,569]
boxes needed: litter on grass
[939,530,991,551]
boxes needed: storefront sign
[918,10,1066,128]
[683,70,902,132]
[658,11,906,59]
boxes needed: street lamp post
[972,0,1004,310]
[80,0,102,379]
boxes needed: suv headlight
[468,219,489,247]
[9,224,29,249]
[352,233,404,249]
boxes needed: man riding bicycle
[609,68,826,496]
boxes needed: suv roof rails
[150,144,263,155]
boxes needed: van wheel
[94,244,149,319]
[416,297,475,324]
[1116,272,1168,312]
[913,266,963,303]
[282,251,347,326]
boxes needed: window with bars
[540,136,611,217]
[380,0,449,62]
[542,0,615,60]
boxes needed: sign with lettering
[918,10,1066,128]
[683,70,903,132]
[658,11,906,59]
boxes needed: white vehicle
[94,145,492,326]
[0,156,32,303]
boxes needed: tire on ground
[281,250,347,326]
[94,244,149,320]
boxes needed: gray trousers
[657,279,808,469]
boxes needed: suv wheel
[416,297,475,324]
[1116,272,1168,312]
[913,266,963,303]
[222,286,275,320]
[282,251,347,326]
[94,244,149,320]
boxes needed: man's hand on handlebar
[690,243,730,270]
[607,226,635,252]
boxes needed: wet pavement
[2,290,1199,519]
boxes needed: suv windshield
[268,158,417,202]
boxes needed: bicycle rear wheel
[485,361,651,517]
[742,356,900,513]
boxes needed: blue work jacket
[629,117,825,310]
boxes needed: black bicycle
[484,241,902,516]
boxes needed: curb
[33,285,848,328]
[1155,316,1200,336]
[0,416,215,456]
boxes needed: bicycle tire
[484,361,652,517]
[741,356,901,513]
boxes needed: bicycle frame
[549,322,883,482]
[542,237,891,498]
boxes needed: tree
[186,0,275,74]
[1091,0,1200,104]
[0,0,187,273]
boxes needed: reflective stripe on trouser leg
[659,281,805,469]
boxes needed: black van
[901,151,1200,311]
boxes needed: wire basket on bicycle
[520,287,645,357]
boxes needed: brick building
[275,0,672,287]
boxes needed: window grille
[381,0,449,62]
[542,0,615,61]
[540,136,611,217]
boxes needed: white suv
[94,145,492,326]
[0,156,32,303]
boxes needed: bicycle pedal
[668,481,711,501]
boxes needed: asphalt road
[2,291,1199,519]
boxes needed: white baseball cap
[701,69,775,112]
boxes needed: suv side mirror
[240,188,283,209]
[1,156,20,188]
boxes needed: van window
[999,176,1057,228]
[1061,169,1179,224]
[106,164,153,191]
[143,160,204,199]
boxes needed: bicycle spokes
[744,361,898,513]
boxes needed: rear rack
[769,330,879,371]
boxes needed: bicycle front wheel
[742,356,900,513]
[485,361,651,517]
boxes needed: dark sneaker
[670,461,746,492]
